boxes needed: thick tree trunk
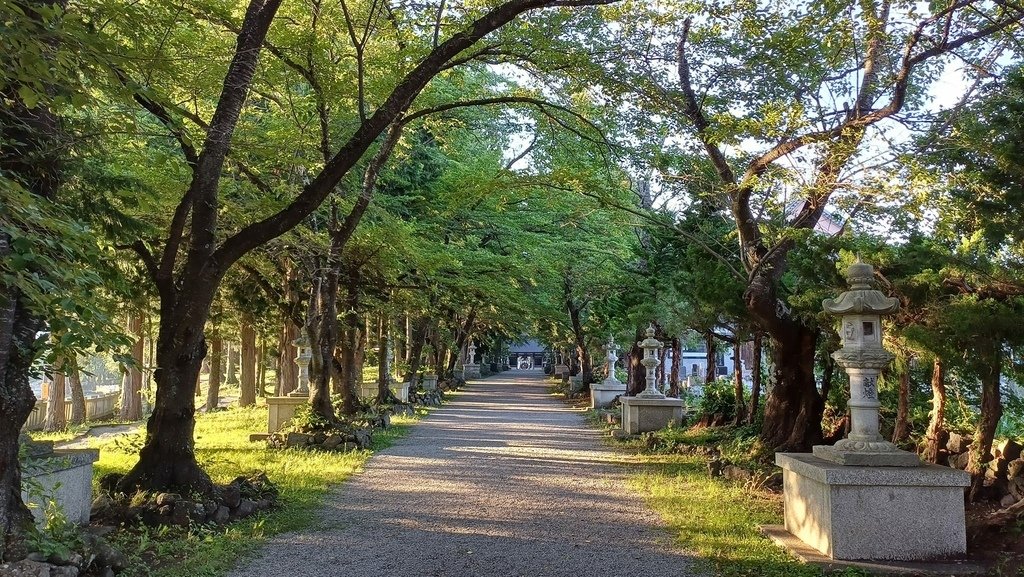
[566,296,594,386]
[68,361,85,426]
[922,357,947,464]
[404,317,430,387]
[445,310,477,379]
[45,367,66,432]
[892,366,911,445]
[704,330,716,384]
[746,331,763,425]
[205,337,223,412]
[277,321,299,396]
[239,320,257,407]
[116,316,213,494]
[968,344,1003,502]
[626,326,646,396]
[120,312,144,422]
[732,338,745,425]
[759,323,823,451]
[377,317,401,404]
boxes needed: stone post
[290,329,312,398]
[602,336,620,385]
[813,261,918,467]
[636,325,665,399]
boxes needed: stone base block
[813,444,922,467]
[620,396,685,434]
[776,453,969,561]
[590,381,626,409]
[422,375,438,391]
[359,383,378,400]
[462,364,481,379]
[390,382,410,403]
[553,364,569,378]
[22,449,98,526]
[267,396,307,434]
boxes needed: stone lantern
[462,340,481,379]
[619,324,684,434]
[590,335,626,409]
[772,261,969,562]
[813,261,918,466]
[290,329,312,398]
[636,325,665,399]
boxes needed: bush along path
[227,370,699,577]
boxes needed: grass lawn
[61,403,425,577]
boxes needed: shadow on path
[229,370,700,577]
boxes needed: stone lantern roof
[822,261,899,316]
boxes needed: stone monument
[259,329,311,439]
[619,325,684,434]
[421,373,438,391]
[462,340,481,379]
[590,336,626,409]
[773,261,969,561]
[553,351,569,379]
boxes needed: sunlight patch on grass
[95,405,425,577]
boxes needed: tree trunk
[732,338,745,425]
[120,312,144,422]
[445,310,477,379]
[404,317,430,387]
[257,337,266,397]
[116,314,214,494]
[68,360,85,426]
[668,336,680,397]
[626,326,646,396]
[239,319,257,407]
[277,321,299,396]
[704,330,716,384]
[225,341,238,386]
[759,323,823,451]
[746,331,763,425]
[968,344,1003,502]
[922,357,947,464]
[45,367,66,432]
[892,365,911,445]
[337,266,362,416]
[205,337,223,412]
[377,316,401,404]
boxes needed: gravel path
[229,370,700,577]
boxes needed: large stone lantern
[772,261,969,562]
[619,324,684,434]
[462,340,481,379]
[813,261,919,466]
[636,325,665,399]
[290,329,312,398]
[590,335,626,409]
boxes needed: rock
[707,458,725,477]
[53,565,79,577]
[46,550,83,567]
[381,412,391,428]
[322,435,343,450]
[220,484,242,509]
[233,499,257,519]
[157,504,173,516]
[90,494,114,520]
[1009,476,1024,501]
[764,471,784,491]
[353,429,372,450]
[1009,458,1024,479]
[313,431,327,445]
[26,552,46,563]
[949,452,970,470]
[212,506,230,524]
[723,465,752,481]
[256,498,272,511]
[946,432,971,454]
[998,439,1023,462]
[98,567,116,577]
[203,500,218,516]
[171,500,192,526]
[286,432,311,447]
[155,492,180,507]
[1001,493,1018,508]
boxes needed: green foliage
[697,378,737,420]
